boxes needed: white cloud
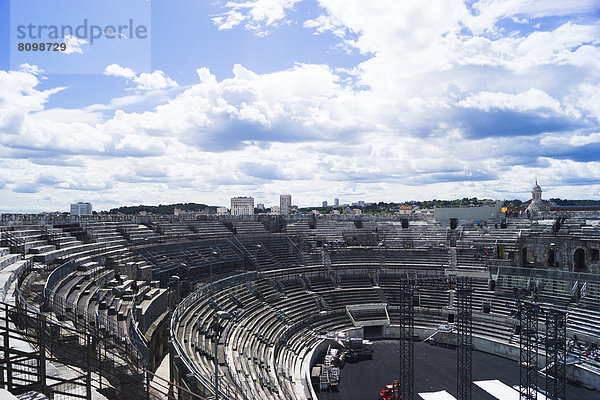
[31,108,104,125]
[104,64,137,80]
[103,64,178,91]
[134,71,179,91]
[62,35,87,54]
[212,10,245,30]
[540,132,600,147]
[2,1,600,211]
[213,0,302,34]
[19,64,43,75]
[566,83,600,121]
[458,88,563,113]
[0,70,65,135]
[468,0,599,31]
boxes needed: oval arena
[1,214,600,399]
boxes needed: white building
[230,197,254,216]
[270,205,281,215]
[280,194,292,216]
[216,207,228,215]
[433,201,502,221]
[70,202,92,216]
[334,198,340,206]
[398,206,413,215]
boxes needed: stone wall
[519,235,600,273]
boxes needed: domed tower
[526,180,548,215]
[532,181,542,201]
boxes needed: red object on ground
[379,380,401,400]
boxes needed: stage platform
[317,340,598,400]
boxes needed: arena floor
[317,340,598,400]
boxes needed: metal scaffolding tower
[393,276,473,400]
[456,276,473,400]
[519,301,539,400]
[545,309,567,400]
[399,278,414,400]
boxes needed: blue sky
[1,0,600,212]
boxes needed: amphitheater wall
[143,306,169,371]
[473,336,600,391]
[431,330,600,391]
[294,321,600,399]
[392,321,600,390]
[139,289,169,333]
[305,339,333,400]
[137,265,153,281]
[522,236,600,273]
[344,326,364,337]
[569,364,600,391]
[386,325,438,340]
[170,346,212,398]
[340,325,441,340]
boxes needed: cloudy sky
[1,0,600,212]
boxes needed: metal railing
[285,233,307,264]
[44,259,76,295]
[2,298,207,400]
[42,261,146,371]
[491,265,600,283]
[130,308,150,366]
[228,237,259,268]
[170,272,259,400]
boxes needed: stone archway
[548,248,555,267]
[522,247,534,265]
[574,248,587,272]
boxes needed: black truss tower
[545,309,567,400]
[456,276,473,400]
[399,278,414,400]
[519,301,539,400]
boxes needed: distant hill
[108,203,212,215]
[548,198,600,206]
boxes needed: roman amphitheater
[1,210,600,399]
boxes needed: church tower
[526,180,548,215]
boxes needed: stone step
[95,235,122,243]
[144,288,160,300]
[78,261,99,271]
[94,231,121,237]
[0,260,29,301]
[0,254,21,271]
[7,234,43,243]
[59,240,83,249]
[135,285,151,301]
[28,245,55,254]
[6,229,42,237]
[23,240,47,251]
[56,236,78,244]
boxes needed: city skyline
[1,1,600,213]
[21,186,591,214]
